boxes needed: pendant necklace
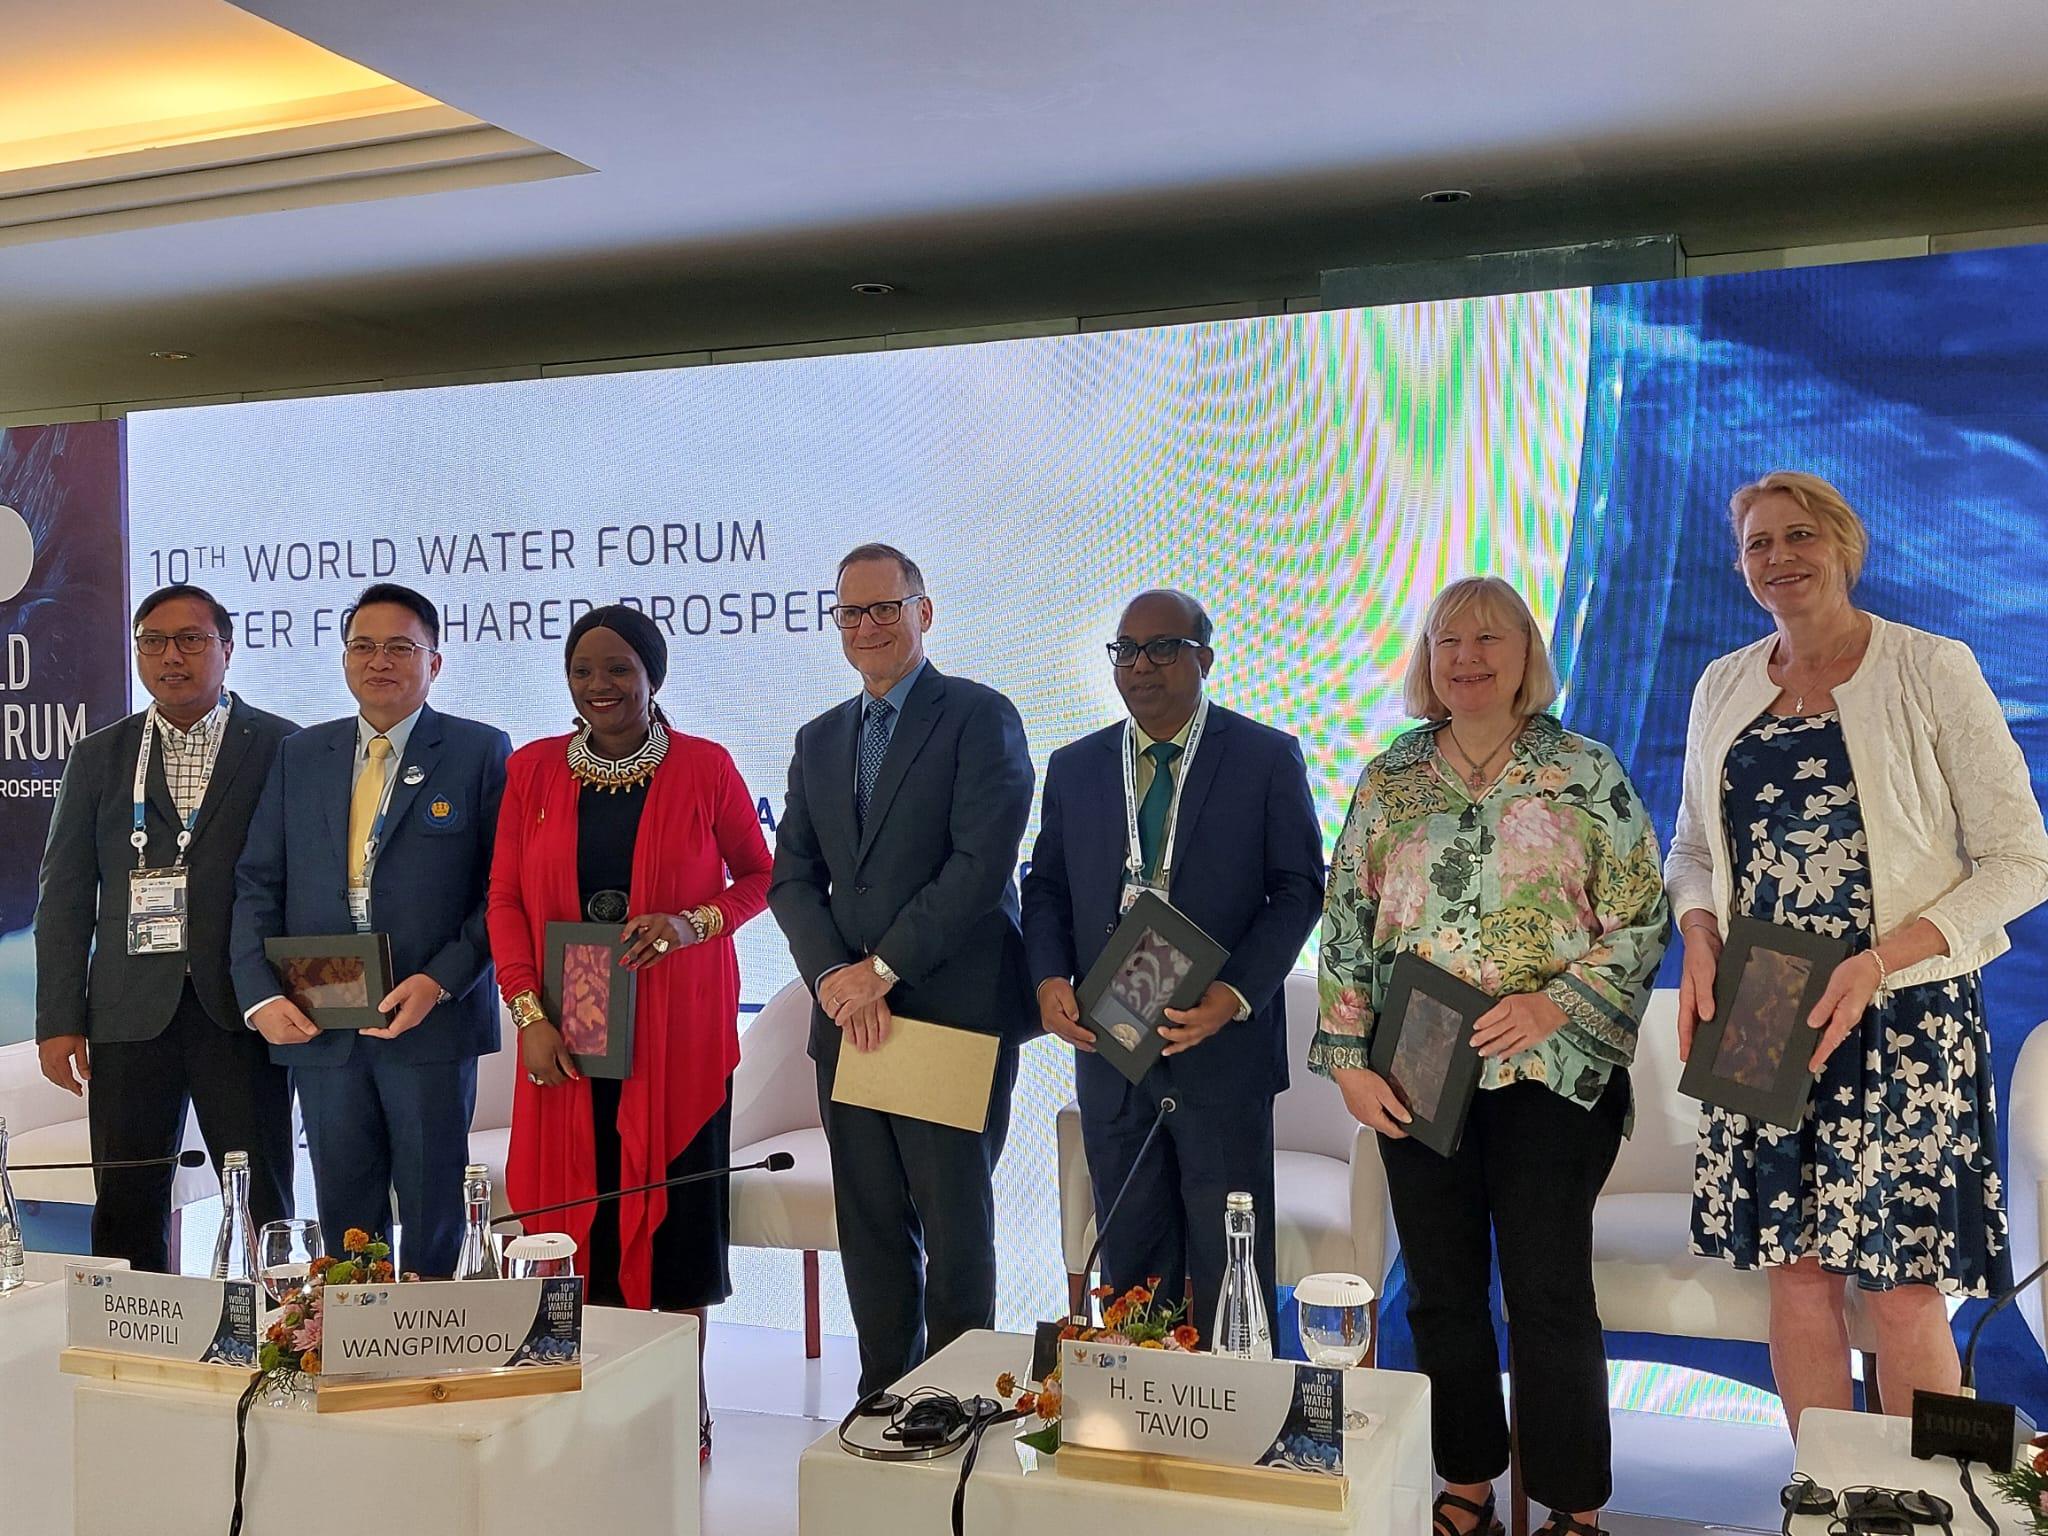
[1774,621,1860,715]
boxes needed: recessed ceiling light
[850,282,896,296]
[148,350,194,361]
[1420,189,1472,206]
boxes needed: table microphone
[1069,1094,1176,1325]
[11,1147,210,1172]
[490,1150,795,1228]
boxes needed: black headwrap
[564,604,668,692]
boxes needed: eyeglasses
[1106,636,1203,668]
[135,632,222,656]
[342,638,436,661]
[827,595,925,631]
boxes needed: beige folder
[830,1016,1001,1133]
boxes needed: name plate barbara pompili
[1061,1340,1344,1477]
[65,1267,259,1367]
[320,1277,582,1381]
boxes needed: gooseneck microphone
[11,1148,210,1172]
[1070,1094,1176,1325]
[490,1150,795,1228]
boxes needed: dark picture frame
[1367,952,1490,1157]
[1074,891,1228,1086]
[262,932,395,1030]
[1680,916,1850,1129]
[543,921,638,1080]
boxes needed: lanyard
[355,734,405,884]
[1120,695,1208,891]
[131,697,228,869]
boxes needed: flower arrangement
[993,1279,1200,1454]
[1989,1433,2048,1534]
[257,1228,396,1398]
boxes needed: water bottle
[1210,1190,1272,1360]
[0,1117,26,1294]
[210,1150,259,1282]
[453,1164,500,1279]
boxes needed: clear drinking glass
[1295,1272,1376,1430]
[503,1232,579,1281]
[258,1219,323,1303]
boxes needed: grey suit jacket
[35,696,298,1044]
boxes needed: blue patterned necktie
[856,697,896,827]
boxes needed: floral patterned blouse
[1311,713,1670,1110]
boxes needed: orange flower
[1139,1338,1164,1349]
[343,1228,372,1254]
[1126,1285,1153,1307]
[1146,1274,1163,1289]
[1089,1284,1115,1300]
[995,1372,1017,1398]
[1035,1381,1062,1419]
[1057,1323,1082,1341]
[1172,1324,1199,1350]
[308,1255,334,1278]
[299,1349,321,1375]
[369,1260,396,1283]
[1015,1391,1038,1416]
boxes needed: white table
[798,1330,1432,1535]
[1794,1408,2007,1536]
[73,1304,699,1536]
[0,1251,125,1534]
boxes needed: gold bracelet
[689,904,726,940]
[509,991,549,1031]
[1869,947,1892,1001]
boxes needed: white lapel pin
[402,765,425,785]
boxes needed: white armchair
[0,1038,218,1262]
[2009,1017,2048,1362]
[729,979,838,1358]
[1056,970,1397,1359]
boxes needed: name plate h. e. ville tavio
[63,1267,259,1371]
[1059,1340,1346,1509]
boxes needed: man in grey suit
[35,584,297,1271]
[768,543,1036,1395]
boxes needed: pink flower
[1327,989,1367,1033]
[291,1310,323,1352]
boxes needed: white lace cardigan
[1665,613,2048,988]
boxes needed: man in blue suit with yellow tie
[1023,590,1323,1335]
[232,583,510,1275]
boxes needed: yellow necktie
[348,735,393,885]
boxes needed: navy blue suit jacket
[768,663,1038,1054]
[231,702,511,1067]
[1021,703,1324,1106]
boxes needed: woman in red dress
[487,605,771,1459]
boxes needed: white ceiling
[6,0,2048,413]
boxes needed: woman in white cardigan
[1667,469,2048,1436]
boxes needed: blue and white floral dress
[1689,711,2010,1295]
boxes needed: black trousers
[88,981,295,1273]
[1381,1074,1627,1514]
[1082,1074,1277,1343]
[815,1037,1019,1397]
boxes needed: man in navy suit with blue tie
[1023,590,1323,1336]
[232,584,510,1275]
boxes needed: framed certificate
[543,922,637,1080]
[262,933,394,1030]
[1073,891,1228,1086]
[1679,916,1850,1129]
[1367,952,1489,1157]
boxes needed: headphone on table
[836,1386,1012,1462]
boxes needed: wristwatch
[871,954,898,985]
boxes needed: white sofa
[0,1037,219,1261]
[2009,1018,2048,1362]
[1055,970,1398,1358]
[728,979,838,1357]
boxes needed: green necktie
[1136,740,1184,881]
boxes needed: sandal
[699,1414,713,1463]
[1433,1490,1505,1536]
[1534,1514,1605,1536]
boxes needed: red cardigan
[486,731,771,1308]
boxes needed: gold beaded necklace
[566,718,667,793]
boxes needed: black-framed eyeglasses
[342,638,436,661]
[134,631,222,656]
[1106,636,1203,668]
[827,595,925,631]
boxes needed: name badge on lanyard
[1119,697,1208,915]
[127,700,225,956]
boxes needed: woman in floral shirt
[1313,576,1668,1536]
